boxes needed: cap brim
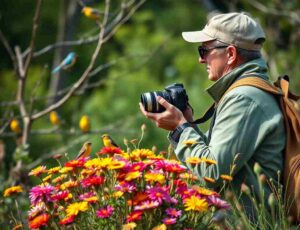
[182,31,215,43]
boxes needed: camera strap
[191,103,216,125]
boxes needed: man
[139,12,286,217]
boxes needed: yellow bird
[81,7,102,20]
[49,111,60,126]
[101,134,119,148]
[10,119,21,133]
[79,115,90,133]
[76,141,92,159]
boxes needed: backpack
[224,76,300,222]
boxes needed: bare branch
[247,0,300,25]
[0,29,18,72]
[31,0,112,120]
[22,0,146,58]
[24,0,43,74]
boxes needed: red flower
[64,158,86,168]
[126,210,143,223]
[81,175,105,188]
[28,213,50,229]
[97,147,122,155]
[51,190,70,202]
[59,215,75,225]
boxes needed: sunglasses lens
[198,47,206,59]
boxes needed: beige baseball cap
[182,12,265,51]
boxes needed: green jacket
[169,58,285,215]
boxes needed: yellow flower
[152,224,167,230]
[220,174,233,182]
[144,172,165,184]
[47,166,61,175]
[186,157,202,164]
[42,175,52,182]
[85,157,112,169]
[29,165,47,176]
[108,160,126,170]
[122,222,137,230]
[184,195,208,212]
[113,191,124,198]
[60,180,78,190]
[66,201,88,217]
[59,167,73,174]
[125,171,141,181]
[52,174,67,184]
[201,158,217,165]
[79,115,90,133]
[3,185,23,197]
[182,140,198,147]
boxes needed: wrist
[170,122,193,142]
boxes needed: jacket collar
[206,58,269,102]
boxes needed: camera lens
[140,91,166,113]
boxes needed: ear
[226,46,238,65]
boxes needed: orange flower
[47,166,61,175]
[179,172,199,181]
[192,185,216,196]
[28,213,50,229]
[203,177,215,183]
[220,174,233,182]
[182,140,198,147]
[3,185,23,197]
[201,158,217,165]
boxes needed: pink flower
[81,175,105,188]
[162,217,177,225]
[115,181,136,193]
[207,195,231,210]
[29,185,55,205]
[165,208,182,218]
[125,162,148,172]
[134,200,160,211]
[147,186,176,204]
[96,206,114,218]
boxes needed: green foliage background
[1,0,300,225]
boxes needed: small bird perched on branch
[52,52,78,74]
[76,141,92,159]
[101,134,119,148]
[49,111,60,126]
[81,7,102,20]
[79,115,90,133]
[10,119,21,134]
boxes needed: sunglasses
[198,45,228,59]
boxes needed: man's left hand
[139,96,188,131]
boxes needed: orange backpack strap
[224,76,283,97]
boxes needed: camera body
[140,83,189,113]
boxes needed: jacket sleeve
[171,93,268,187]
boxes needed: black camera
[140,83,189,113]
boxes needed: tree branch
[0,29,18,72]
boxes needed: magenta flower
[29,185,55,205]
[125,162,148,172]
[146,186,174,204]
[207,195,231,210]
[165,208,182,218]
[51,190,70,202]
[163,217,177,225]
[96,205,114,218]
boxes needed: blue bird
[52,52,78,74]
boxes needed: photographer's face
[198,41,230,81]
